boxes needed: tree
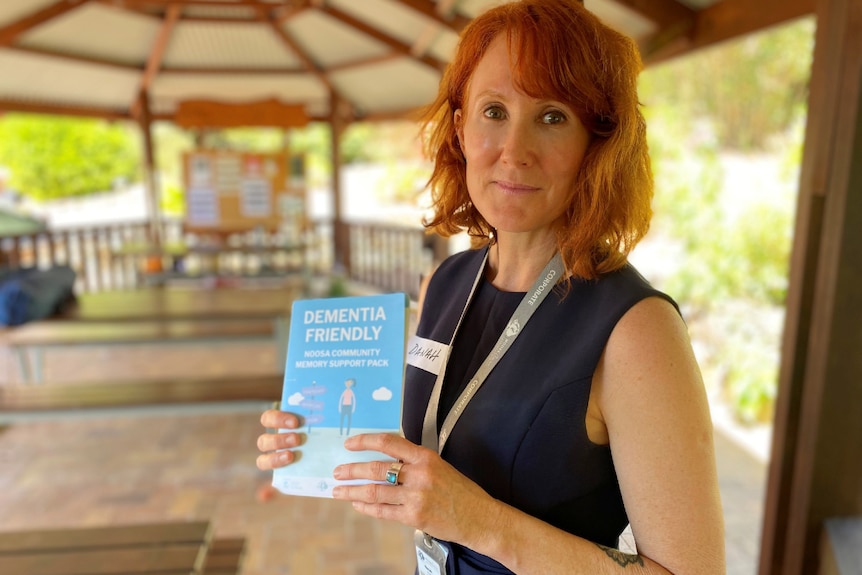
[641,17,814,151]
[0,114,141,201]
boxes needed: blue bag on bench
[0,265,76,326]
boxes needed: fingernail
[333,465,344,479]
[331,487,343,499]
[279,451,291,464]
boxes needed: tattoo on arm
[595,543,645,568]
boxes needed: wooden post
[330,91,350,273]
[137,89,162,252]
[758,0,862,573]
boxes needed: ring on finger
[385,461,404,485]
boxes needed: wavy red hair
[420,0,652,280]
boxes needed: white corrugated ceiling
[0,0,807,124]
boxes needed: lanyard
[420,249,564,454]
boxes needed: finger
[255,449,294,471]
[260,409,300,430]
[334,482,398,506]
[333,459,394,483]
[343,433,419,461]
[257,431,303,453]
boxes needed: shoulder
[598,295,696,403]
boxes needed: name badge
[405,335,448,376]
[414,530,448,575]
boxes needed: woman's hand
[331,433,501,548]
[255,409,304,470]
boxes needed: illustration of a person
[339,378,357,436]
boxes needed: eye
[482,105,506,120]
[541,110,567,124]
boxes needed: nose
[499,118,535,167]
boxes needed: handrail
[0,219,447,301]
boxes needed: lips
[494,180,540,193]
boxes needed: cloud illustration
[372,387,392,401]
[287,392,305,406]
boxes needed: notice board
[183,150,304,234]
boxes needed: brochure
[272,292,409,498]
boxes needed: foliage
[641,17,815,151]
[341,121,424,164]
[0,114,141,201]
[640,18,812,424]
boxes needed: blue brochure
[272,292,409,497]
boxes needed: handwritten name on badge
[406,335,448,375]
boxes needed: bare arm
[333,296,725,574]
[473,297,725,573]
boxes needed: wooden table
[5,286,302,383]
[62,285,300,323]
[0,521,213,575]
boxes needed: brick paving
[0,340,767,574]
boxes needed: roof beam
[140,4,180,93]
[319,4,446,72]
[275,0,310,25]
[0,98,129,120]
[106,0,282,8]
[326,53,402,74]
[131,3,180,119]
[612,0,695,29]
[645,0,816,64]
[0,0,90,47]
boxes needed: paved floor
[0,341,768,574]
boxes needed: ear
[453,109,464,152]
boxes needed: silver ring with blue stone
[386,461,404,485]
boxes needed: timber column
[759,0,862,573]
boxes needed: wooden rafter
[131,3,180,119]
[325,53,402,74]
[103,0,282,8]
[275,0,310,24]
[0,98,128,120]
[613,0,695,29]
[645,0,816,63]
[320,4,446,73]
[0,0,91,46]
[141,4,180,93]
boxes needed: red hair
[420,0,652,280]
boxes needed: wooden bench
[0,374,282,411]
[203,537,246,575]
[3,318,277,384]
[0,520,219,575]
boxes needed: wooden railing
[0,219,447,301]
[0,221,157,293]
[346,222,446,300]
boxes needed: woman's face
[455,35,590,239]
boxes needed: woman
[257,0,725,573]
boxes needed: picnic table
[3,285,301,384]
[0,520,245,575]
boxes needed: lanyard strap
[421,250,564,453]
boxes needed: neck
[486,232,557,292]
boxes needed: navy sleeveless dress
[402,247,676,575]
